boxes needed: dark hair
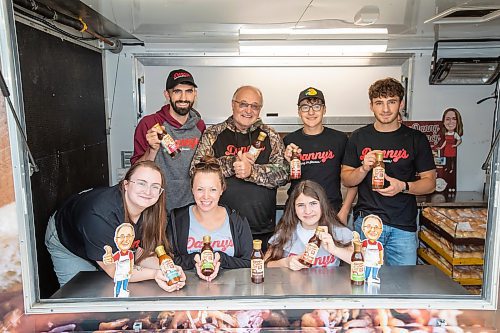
[191,155,226,190]
[120,161,169,263]
[441,108,463,136]
[265,180,347,263]
[368,77,404,102]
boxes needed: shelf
[419,214,485,246]
[418,232,484,266]
[418,249,483,286]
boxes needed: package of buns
[420,226,484,260]
[420,246,452,273]
[452,265,483,280]
[421,207,487,239]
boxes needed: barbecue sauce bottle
[200,235,215,276]
[298,226,323,267]
[290,149,301,180]
[251,240,264,284]
[248,131,267,160]
[350,238,365,285]
[153,123,181,159]
[371,152,385,190]
[155,245,181,286]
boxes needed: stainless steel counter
[51,266,468,300]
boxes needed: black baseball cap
[297,87,325,105]
[165,69,198,90]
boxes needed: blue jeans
[115,279,129,297]
[45,214,98,286]
[354,215,417,266]
[365,266,380,280]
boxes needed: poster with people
[403,108,463,196]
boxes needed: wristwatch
[401,181,409,194]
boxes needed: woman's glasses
[128,179,164,196]
[194,161,221,171]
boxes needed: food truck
[1,0,500,331]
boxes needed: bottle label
[372,166,385,187]
[301,243,319,265]
[248,146,261,159]
[161,133,179,155]
[160,259,180,281]
[201,250,215,270]
[290,159,301,179]
[351,261,365,282]
[251,259,264,278]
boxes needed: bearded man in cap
[131,69,206,212]
[283,87,357,225]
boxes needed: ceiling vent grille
[425,6,500,24]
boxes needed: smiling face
[231,86,263,131]
[443,110,458,132]
[295,193,322,230]
[114,223,135,252]
[370,95,403,126]
[298,97,325,132]
[192,171,224,213]
[124,166,163,211]
[165,83,197,116]
[362,216,383,241]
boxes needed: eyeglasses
[194,161,221,171]
[299,104,323,113]
[363,225,382,231]
[233,100,262,112]
[128,180,164,196]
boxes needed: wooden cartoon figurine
[103,223,135,297]
[361,215,384,284]
[438,108,463,174]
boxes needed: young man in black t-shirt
[284,87,357,225]
[341,78,436,266]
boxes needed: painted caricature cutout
[438,108,463,174]
[103,223,135,298]
[361,215,384,284]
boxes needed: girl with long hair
[168,156,252,282]
[45,161,185,292]
[265,180,353,270]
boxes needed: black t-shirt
[284,127,348,211]
[342,124,435,231]
[55,185,143,262]
[211,127,277,235]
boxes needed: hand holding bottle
[375,174,405,197]
[234,150,253,179]
[286,255,308,271]
[146,124,163,151]
[317,230,337,255]
[361,149,383,172]
[194,252,221,282]
[154,266,186,292]
[284,143,301,162]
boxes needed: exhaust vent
[425,6,500,24]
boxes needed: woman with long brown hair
[45,161,185,292]
[265,180,353,270]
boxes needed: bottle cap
[253,239,262,250]
[257,132,267,140]
[203,235,211,243]
[155,245,166,256]
[316,226,327,234]
[375,152,384,159]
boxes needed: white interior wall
[141,65,402,122]
[105,48,496,192]
[410,54,495,192]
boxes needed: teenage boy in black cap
[284,87,357,225]
[131,69,206,212]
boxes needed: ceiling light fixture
[239,40,387,56]
[239,27,388,36]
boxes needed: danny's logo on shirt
[290,252,336,267]
[224,145,266,156]
[300,150,335,164]
[187,236,234,252]
[175,137,200,150]
[360,147,409,163]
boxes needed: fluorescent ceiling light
[239,40,387,56]
[239,28,388,35]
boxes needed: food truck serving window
[5,26,499,312]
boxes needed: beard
[171,100,193,116]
